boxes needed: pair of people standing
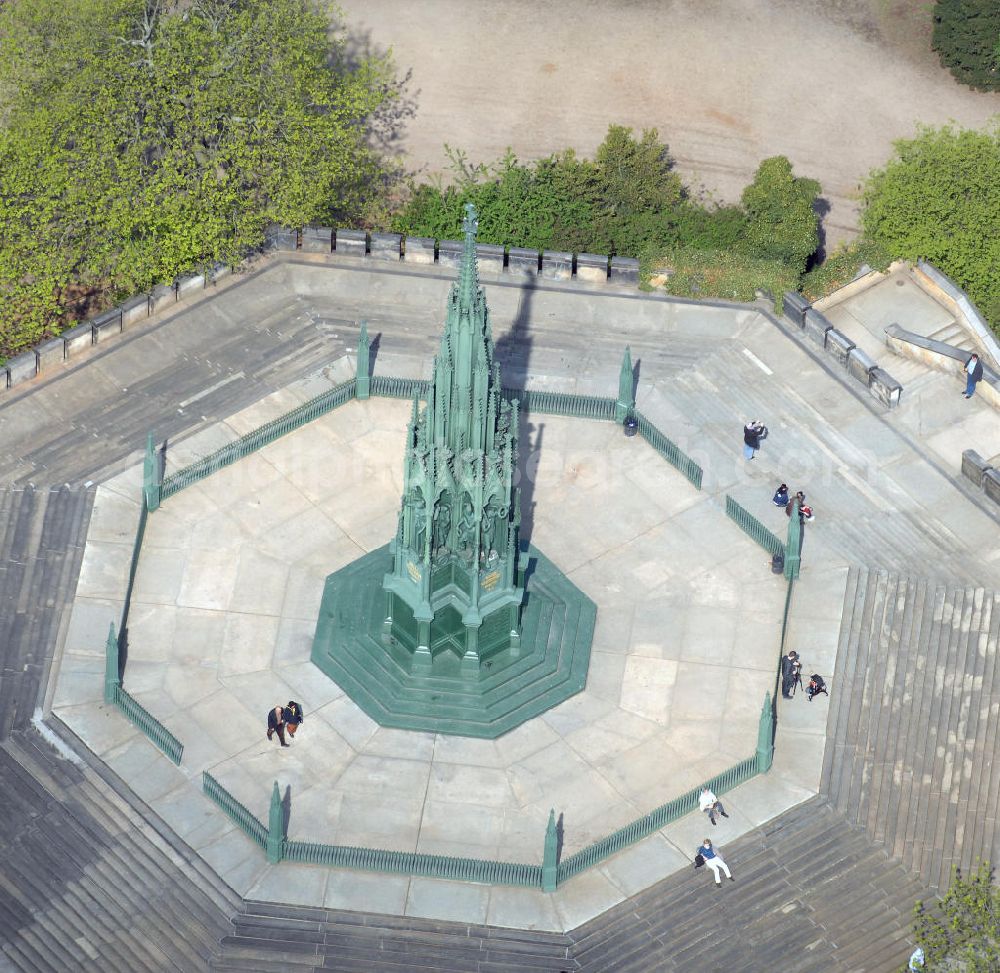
[266,701,304,747]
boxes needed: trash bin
[771,551,784,575]
[623,416,638,438]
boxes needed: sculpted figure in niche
[432,498,452,552]
[457,498,478,555]
[407,491,425,552]
[482,501,504,555]
[413,515,427,555]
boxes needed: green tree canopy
[861,123,1000,331]
[911,862,1000,970]
[932,0,1000,91]
[739,156,821,273]
[0,0,393,355]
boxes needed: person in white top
[699,787,729,826]
[964,354,984,399]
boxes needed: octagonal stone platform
[53,363,796,928]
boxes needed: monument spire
[311,198,597,735]
[379,205,524,678]
[458,202,480,312]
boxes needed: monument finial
[459,202,479,309]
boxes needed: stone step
[878,577,928,847]
[967,593,1000,873]
[927,322,974,352]
[217,900,577,972]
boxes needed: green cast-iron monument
[311,204,596,737]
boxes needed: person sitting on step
[806,674,828,702]
[699,787,730,826]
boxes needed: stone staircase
[823,567,1000,892]
[0,728,240,971]
[212,902,576,972]
[926,322,976,356]
[567,796,925,972]
[0,485,92,738]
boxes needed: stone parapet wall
[275,226,643,287]
[781,293,903,408]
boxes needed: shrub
[801,239,893,302]
[645,247,799,312]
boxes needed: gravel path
[340,0,1000,246]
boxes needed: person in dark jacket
[781,650,801,699]
[743,420,766,460]
[772,483,789,507]
[266,705,290,747]
[283,701,304,738]
[964,354,984,398]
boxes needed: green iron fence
[203,773,268,849]
[201,771,543,886]
[101,481,183,766]
[635,412,704,489]
[513,389,617,421]
[197,696,772,891]
[725,495,783,555]
[110,684,184,765]
[161,379,357,499]
[104,622,183,765]
[284,841,542,887]
[155,373,701,504]
[370,375,429,400]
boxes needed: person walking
[695,839,733,886]
[699,787,730,826]
[266,704,290,747]
[781,650,801,699]
[964,353,983,398]
[743,420,766,460]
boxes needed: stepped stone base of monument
[311,543,596,738]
